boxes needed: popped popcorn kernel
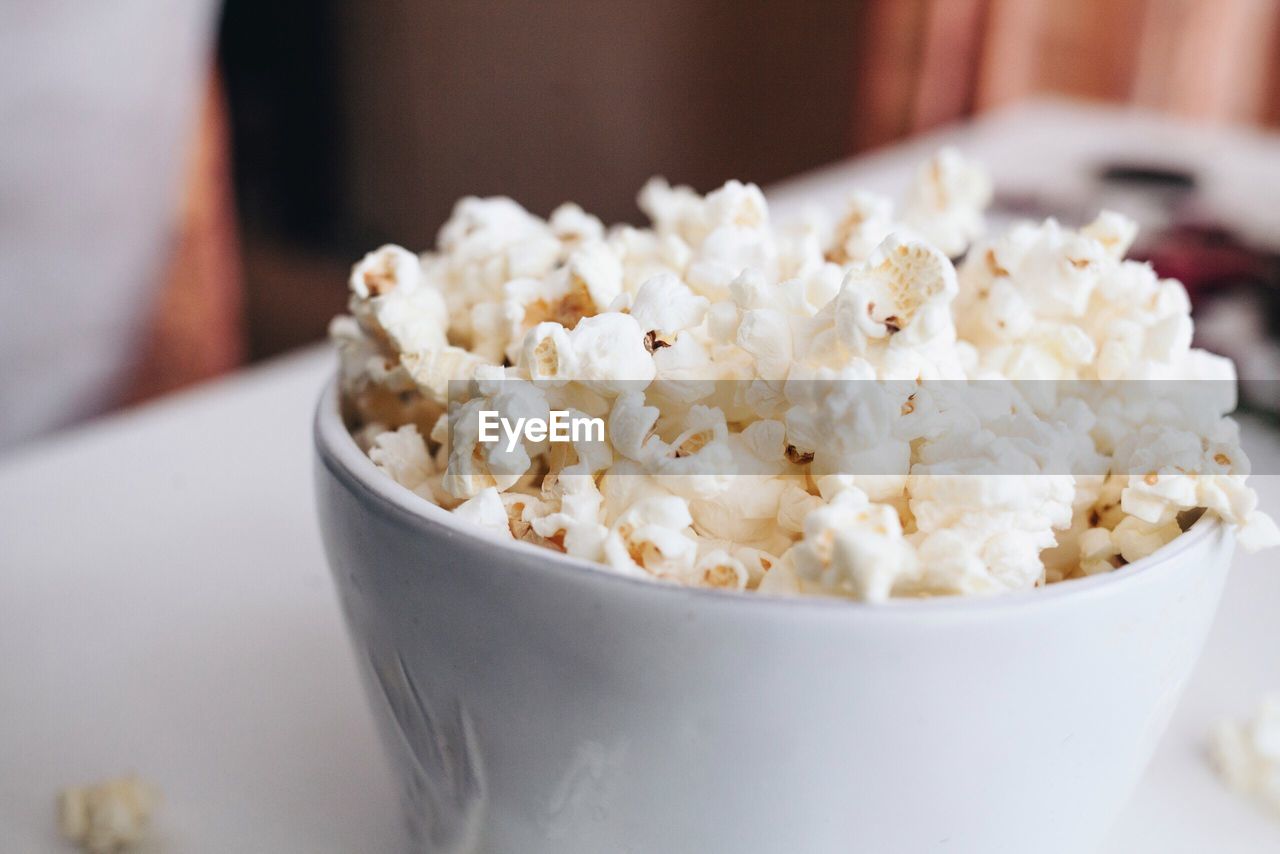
[1211,695,1280,816]
[57,776,159,854]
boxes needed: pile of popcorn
[331,150,1277,601]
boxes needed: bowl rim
[314,377,1228,615]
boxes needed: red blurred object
[1139,223,1278,307]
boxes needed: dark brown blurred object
[218,0,1280,362]
[1144,225,1276,297]
[221,0,865,359]
[127,73,246,403]
[241,239,348,358]
[333,0,865,242]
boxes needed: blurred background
[2,0,1279,448]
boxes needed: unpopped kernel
[332,150,1277,601]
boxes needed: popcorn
[630,273,709,349]
[1211,695,1280,815]
[520,321,578,384]
[1077,525,1122,576]
[1113,422,1280,553]
[908,471,1075,594]
[500,489,552,543]
[775,487,917,601]
[1081,210,1138,260]
[532,473,609,559]
[453,487,515,540]
[58,776,159,854]
[333,152,1275,600]
[825,148,990,264]
[369,425,445,503]
[549,202,605,249]
[901,147,992,258]
[638,177,708,244]
[606,403,736,504]
[400,345,489,404]
[695,548,749,590]
[828,191,896,265]
[689,473,795,558]
[1110,515,1182,564]
[566,241,624,313]
[855,235,959,332]
[427,196,562,352]
[610,225,693,293]
[442,398,529,500]
[603,495,699,582]
[562,313,656,395]
[351,244,420,300]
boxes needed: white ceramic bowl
[314,380,1234,854]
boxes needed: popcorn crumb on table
[57,776,159,854]
[1212,696,1280,816]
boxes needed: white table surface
[3,99,1279,852]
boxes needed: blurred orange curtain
[852,0,990,149]
[852,0,1280,150]
[127,71,245,403]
